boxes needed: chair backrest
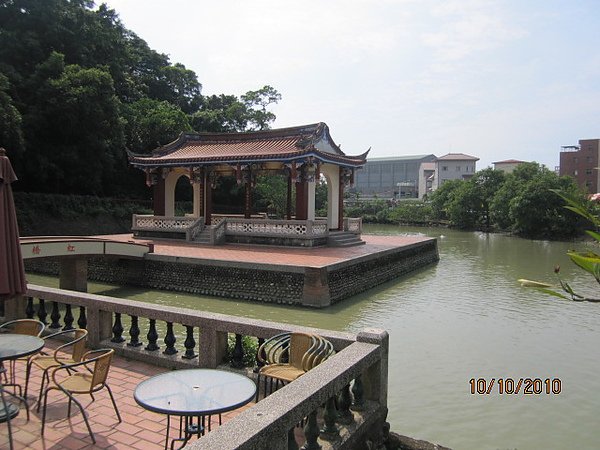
[0,319,45,336]
[289,333,315,370]
[302,335,335,371]
[71,329,88,362]
[89,349,114,389]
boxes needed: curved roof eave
[129,149,366,170]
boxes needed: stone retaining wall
[328,240,439,304]
[24,239,439,307]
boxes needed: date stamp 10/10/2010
[469,378,562,395]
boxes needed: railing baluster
[182,325,197,359]
[111,312,125,343]
[25,297,34,319]
[255,337,265,371]
[128,315,142,347]
[145,319,159,351]
[320,397,339,441]
[336,384,354,424]
[49,301,61,329]
[351,375,365,410]
[301,410,321,450]
[62,304,74,330]
[231,333,244,368]
[288,427,299,450]
[77,306,87,329]
[163,322,177,355]
[37,298,47,325]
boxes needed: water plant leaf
[518,279,554,288]
[568,251,600,281]
[585,230,600,242]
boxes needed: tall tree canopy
[0,0,281,196]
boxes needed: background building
[353,155,436,198]
[432,153,479,191]
[493,159,526,173]
[559,139,600,193]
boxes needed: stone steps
[193,226,212,244]
[327,231,365,247]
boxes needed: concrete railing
[343,217,362,234]
[4,285,389,449]
[225,218,329,239]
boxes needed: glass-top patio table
[134,368,256,450]
[0,334,44,450]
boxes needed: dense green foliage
[0,0,280,197]
[13,192,151,236]
[428,162,584,238]
[346,163,585,239]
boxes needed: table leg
[165,414,171,450]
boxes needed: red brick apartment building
[559,139,600,194]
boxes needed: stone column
[59,258,88,293]
[192,180,203,218]
[357,329,389,408]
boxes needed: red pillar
[244,182,252,219]
[286,175,292,220]
[295,180,308,220]
[338,167,345,230]
[205,174,212,225]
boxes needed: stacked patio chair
[256,332,335,401]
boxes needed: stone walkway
[1,340,254,449]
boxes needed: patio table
[134,368,256,450]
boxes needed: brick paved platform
[99,233,432,268]
[1,340,253,449]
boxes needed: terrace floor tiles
[2,340,253,449]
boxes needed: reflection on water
[27,225,600,450]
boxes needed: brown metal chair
[24,328,88,407]
[41,348,122,444]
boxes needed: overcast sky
[102,0,600,170]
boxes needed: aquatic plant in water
[519,189,600,302]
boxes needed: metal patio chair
[41,348,122,444]
[256,332,325,401]
[24,328,88,407]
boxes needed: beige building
[493,159,526,173]
[431,153,479,191]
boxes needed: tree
[429,179,463,220]
[504,163,582,238]
[241,85,282,131]
[0,73,24,169]
[23,57,124,195]
[123,98,192,154]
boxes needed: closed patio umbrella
[0,147,26,301]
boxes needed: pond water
[27,225,600,450]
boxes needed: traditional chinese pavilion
[127,122,368,246]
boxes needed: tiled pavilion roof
[128,122,369,168]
